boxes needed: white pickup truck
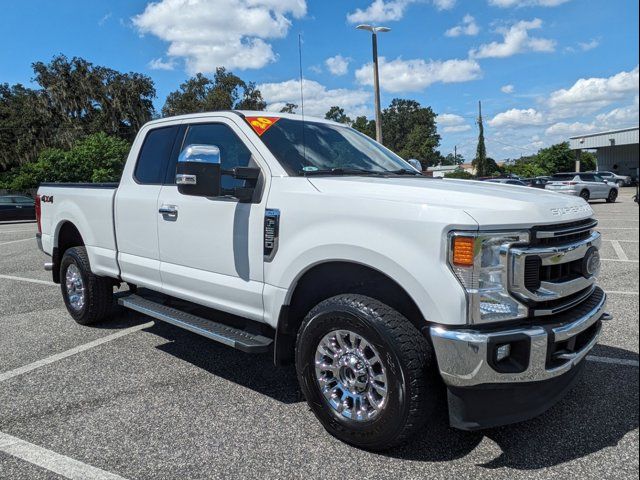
[36,111,610,450]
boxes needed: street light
[356,24,390,144]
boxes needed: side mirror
[407,159,422,172]
[176,144,222,197]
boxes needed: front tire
[606,189,618,203]
[60,246,114,325]
[295,294,437,450]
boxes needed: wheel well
[274,262,425,365]
[52,222,84,283]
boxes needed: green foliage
[162,69,266,116]
[381,99,442,169]
[502,142,596,178]
[351,116,376,138]
[1,55,155,172]
[0,133,130,190]
[444,169,474,179]
[280,103,298,114]
[442,152,465,166]
[473,103,491,177]
[325,106,351,124]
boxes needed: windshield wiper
[299,168,387,177]
[387,169,423,176]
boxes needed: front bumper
[430,287,610,429]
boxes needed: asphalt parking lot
[0,189,638,480]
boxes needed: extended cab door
[156,118,269,322]
[115,123,183,290]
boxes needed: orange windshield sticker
[246,116,280,136]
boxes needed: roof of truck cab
[142,110,343,128]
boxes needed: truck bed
[37,182,120,280]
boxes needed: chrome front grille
[509,221,601,316]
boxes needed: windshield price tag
[246,116,280,136]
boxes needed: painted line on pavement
[603,239,639,243]
[601,258,639,263]
[610,240,630,261]
[605,290,639,295]
[0,321,154,383]
[597,227,639,230]
[0,431,128,480]
[0,274,56,286]
[0,237,35,246]
[587,355,639,367]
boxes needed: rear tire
[295,294,438,451]
[606,189,618,203]
[580,189,590,202]
[60,246,114,325]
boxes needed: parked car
[0,195,36,221]
[483,178,528,186]
[36,112,610,450]
[587,170,632,187]
[523,176,551,189]
[545,172,619,202]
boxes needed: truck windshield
[256,118,417,176]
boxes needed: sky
[0,0,638,161]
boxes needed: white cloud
[596,98,639,127]
[488,108,546,127]
[501,84,515,94]
[347,0,454,23]
[547,66,639,116]
[258,79,371,118]
[355,57,482,93]
[148,57,177,71]
[578,39,600,51]
[488,0,571,7]
[98,13,112,26]
[438,113,472,133]
[469,18,556,59]
[325,55,350,76]
[445,15,480,37]
[545,121,599,136]
[132,0,307,72]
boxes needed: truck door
[156,118,268,322]
[115,124,183,291]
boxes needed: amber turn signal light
[452,236,475,267]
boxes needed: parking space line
[609,240,630,261]
[587,355,639,367]
[605,290,639,295]
[601,258,639,263]
[0,431,128,480]
[0,321,154,383]
[597,227,639,230]
[0,238,35,246]
[603,239,639,243]
[0,274,57,287]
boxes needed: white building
[570,127,639,180]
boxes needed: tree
[501,142,597,178]
[472,101,492,177]
[381,99,442,169]
[352,116,376,139]
[442,152,464,166]
[162,68,266,116]
[325,106,351,124]
[280,103,298,114]
[0,133,130,190]
[444,169,474,180]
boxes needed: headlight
[448,231,529,324]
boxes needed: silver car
[545,172,619,203]
[587,170,632,187]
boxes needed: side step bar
[118,294,273,353]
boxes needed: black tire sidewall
[608,189,618,202]
[296,304,412,449]
[580,190,590,201]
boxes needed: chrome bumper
[431,289,609,387]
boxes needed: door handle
[159,205,178,218]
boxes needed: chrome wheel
[315,329,388,422]
[65,264,85,311]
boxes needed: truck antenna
[298,33,307,163]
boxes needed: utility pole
[454,145,457,162]
[356,24,390,145]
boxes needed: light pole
[356,24,390,144]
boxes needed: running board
[118,294,273,353]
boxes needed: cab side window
[180,123,252,190]
[135,126,180,184]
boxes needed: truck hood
[307,177,594,227]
